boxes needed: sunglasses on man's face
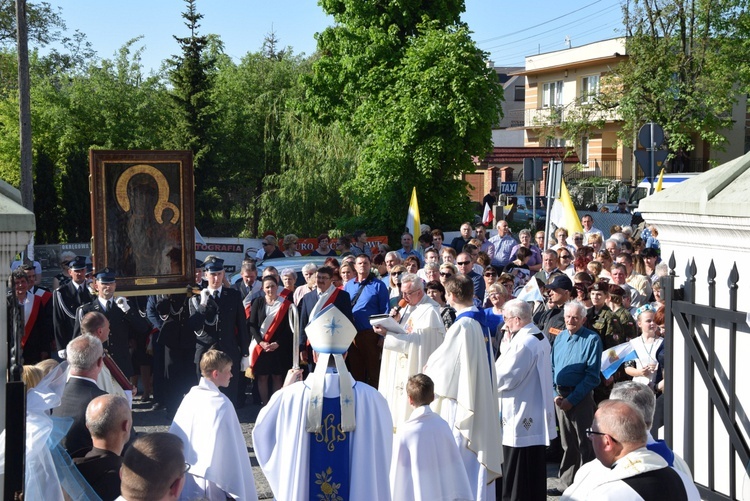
[484,273,497,277]
[457,261,471,266]
[440,272,453,277]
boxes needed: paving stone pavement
[133,398,564,500]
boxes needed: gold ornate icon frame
[90,150,195,295]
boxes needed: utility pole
[16,0,33,213]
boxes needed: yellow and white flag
[405,186,420,237]
[549,179,583,234]
[654,168,665,192]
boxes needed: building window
[581,75,600,103]
[514,85,525,102]
[546,137,566,147]
[580,136,589,165]
[542,80,563,108]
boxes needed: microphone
[391,299,408,316]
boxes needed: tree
[616,0,750,156]
[168,0,218,231]
[0,0,64,46]
[306,1,503,235]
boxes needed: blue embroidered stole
[309,396,351,500]
[456,309,494,380]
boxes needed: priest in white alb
[252,304,393,501]
[373,273,445,431]
[424,275,503,501]
[169,349,258,501]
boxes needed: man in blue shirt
[548,300,603,496]
[396,232,421,265]
[344,254,389,388]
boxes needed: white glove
[58,349,66,360]
[200,288,211,306]
[115,296,130,313]
[240,355,250,371]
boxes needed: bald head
[81,311,110,342]
[592,399,648,467]
[85,394,132,455]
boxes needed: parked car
[504,196,547,224]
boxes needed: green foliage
[168,0,218,230]
[0,0,65,47]
[615,0,749,154]
[567,177,622,207]
[306,1,503,237]
[0,37,172,242]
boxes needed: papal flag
[549,179,583,234]
[601,341,639,379]
[655,167,666,192]
[406,186,420,237]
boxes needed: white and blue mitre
[305,304,357,433]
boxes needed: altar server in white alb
[390,373,473,501]
[423,275,503,501]
[496,299,557,501]
[252,304,393,501]
[169,349,258,501]
[373,273,445,431]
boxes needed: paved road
[133,397,565,500]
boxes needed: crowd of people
[3,212,699,500]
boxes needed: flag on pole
[549,179,583,234]
[406,187,420,237]
[482,202,494,226]
[600,341,639,379]
[654,168,665,192]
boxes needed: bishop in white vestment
[253,305,393,501]
[374,274,445,431]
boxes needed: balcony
[524,105,622,128]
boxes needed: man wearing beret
[586,280,623,402]
[73,268,151,380]
[53,256,94,358]
[608,284,637,341]
[188,256,251,407]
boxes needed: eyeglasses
[184,462,191,474]
[586,428,618,443]
[402,289,420,298]
[560,255,571,259]
[457,261,471,266]
[484,273,497,277]
[439,272,453,277]
[262,242,272,246]
[574,237,583,241]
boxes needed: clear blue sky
[45,0,625,72]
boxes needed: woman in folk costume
[248,274,297,405]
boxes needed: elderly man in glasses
[373,274,445,431]
[561,400,699,500]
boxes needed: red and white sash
[249,295,293,371]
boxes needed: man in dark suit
[7,268,53,364]
[188,257,251,407]
[232,260,260,304]
[73,268,150,379]
[54,334,107,454]
[298,266,353,367]
[53,255,92,357]
[73,394,132,501]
